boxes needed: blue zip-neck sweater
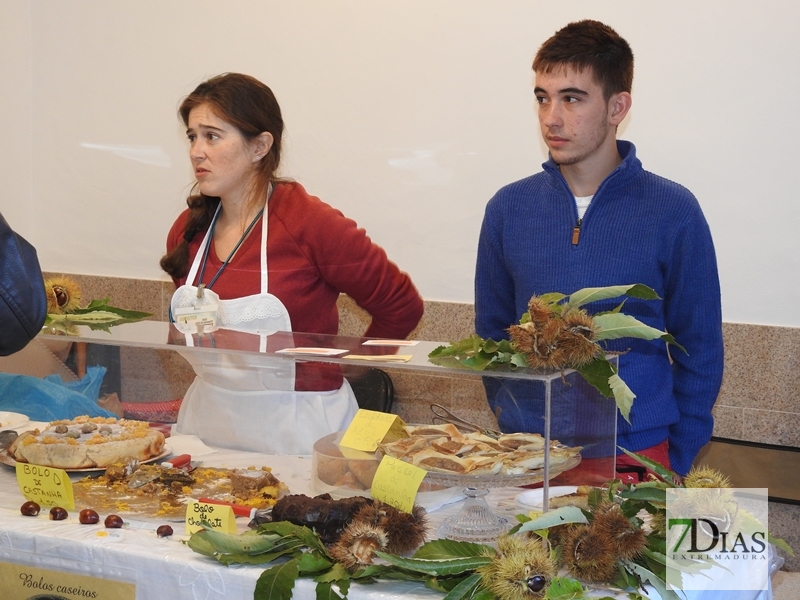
[475,141,723,475]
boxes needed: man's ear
[253,132,274,161]
[608,91,632,126]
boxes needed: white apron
[170,204,357,455]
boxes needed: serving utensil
[430,404,501,438]
[0,430,19,452]
[128,454,194,488]
[198,497,272,520]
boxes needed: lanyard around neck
[197,205,264,292]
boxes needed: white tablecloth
[0,431,774,600]
[0,432,471,600]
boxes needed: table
[0,431,775,600]
[0,432,479,600]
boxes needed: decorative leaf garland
[185,453,793,600]
[428,284,684,423]
[42,276,152,333]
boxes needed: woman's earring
[255,155,261,160]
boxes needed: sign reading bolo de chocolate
[0,561,135,600]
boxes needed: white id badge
[173,302,219,333]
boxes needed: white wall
[2,1,799,326]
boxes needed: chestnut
[20,501,41,516]
[156,525,174,538]
[104,514,124,528]
[49,506,68,521]
[79,508,100,525]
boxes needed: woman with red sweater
[161,73,422,454]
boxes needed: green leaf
[483,339,501,353]
[574,357,635,423]
[621,560,682,600]
[608,373,636,424]
[61,310,126,323]
[617,447,681,485]
[257,521,329,554]
[618,486,667,504]
[413,539,495,559]
[314,581,345,600]
[538,292,568,306]
[374,552,493,576]
[315,563,352,583]
[296,550,334,574]
[661,333,687,354]
[565,284,659,310]
[593,313,668,342]
[462,351,496,371]
[507,352,527,368]
[187,527,283,556]
[495,339,516,353]
[254,559,299,600]
[545,576,586,599]
[517,506,589,533]
[442,573,483,600]
[576,357,615,398]
[72,301,152,320]
[769,533,795,557]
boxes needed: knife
[162,454,194,470]
[128,454,194,488]
[198,497,272,520]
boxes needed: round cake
[7,416,166,470]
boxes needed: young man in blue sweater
[474,20,723,477]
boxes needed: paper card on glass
[342,354,412,363]
[339,409,406,452]
[362,340,420,346]
[275,347,348,356]
[371,456,427,513]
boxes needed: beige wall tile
[742,408,800,447]
[711,404,744,440]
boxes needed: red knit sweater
[166,181,423,339]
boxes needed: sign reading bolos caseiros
[0,561,135,600]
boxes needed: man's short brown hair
[533,20,633,100]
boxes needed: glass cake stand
[424,453,581,543]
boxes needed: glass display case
[1,321,617,541]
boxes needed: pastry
[6,416,165,470]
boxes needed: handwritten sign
[370,456,427,513]
[185,501,236,535]
[339,409,407,452]
[16,463,74,509]
[0,561,135,600]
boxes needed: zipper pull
[572,219,582,245]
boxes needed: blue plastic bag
[0,366,117,422]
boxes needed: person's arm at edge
[0,212,47,356]
[664,206,724,475]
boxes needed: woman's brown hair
[160,73,284,279]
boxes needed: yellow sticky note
[185,501,237,535]
[16,463,74,509]
[370,455,427,513]
[339,409,406,452]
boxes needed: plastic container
[312,430,445,499]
